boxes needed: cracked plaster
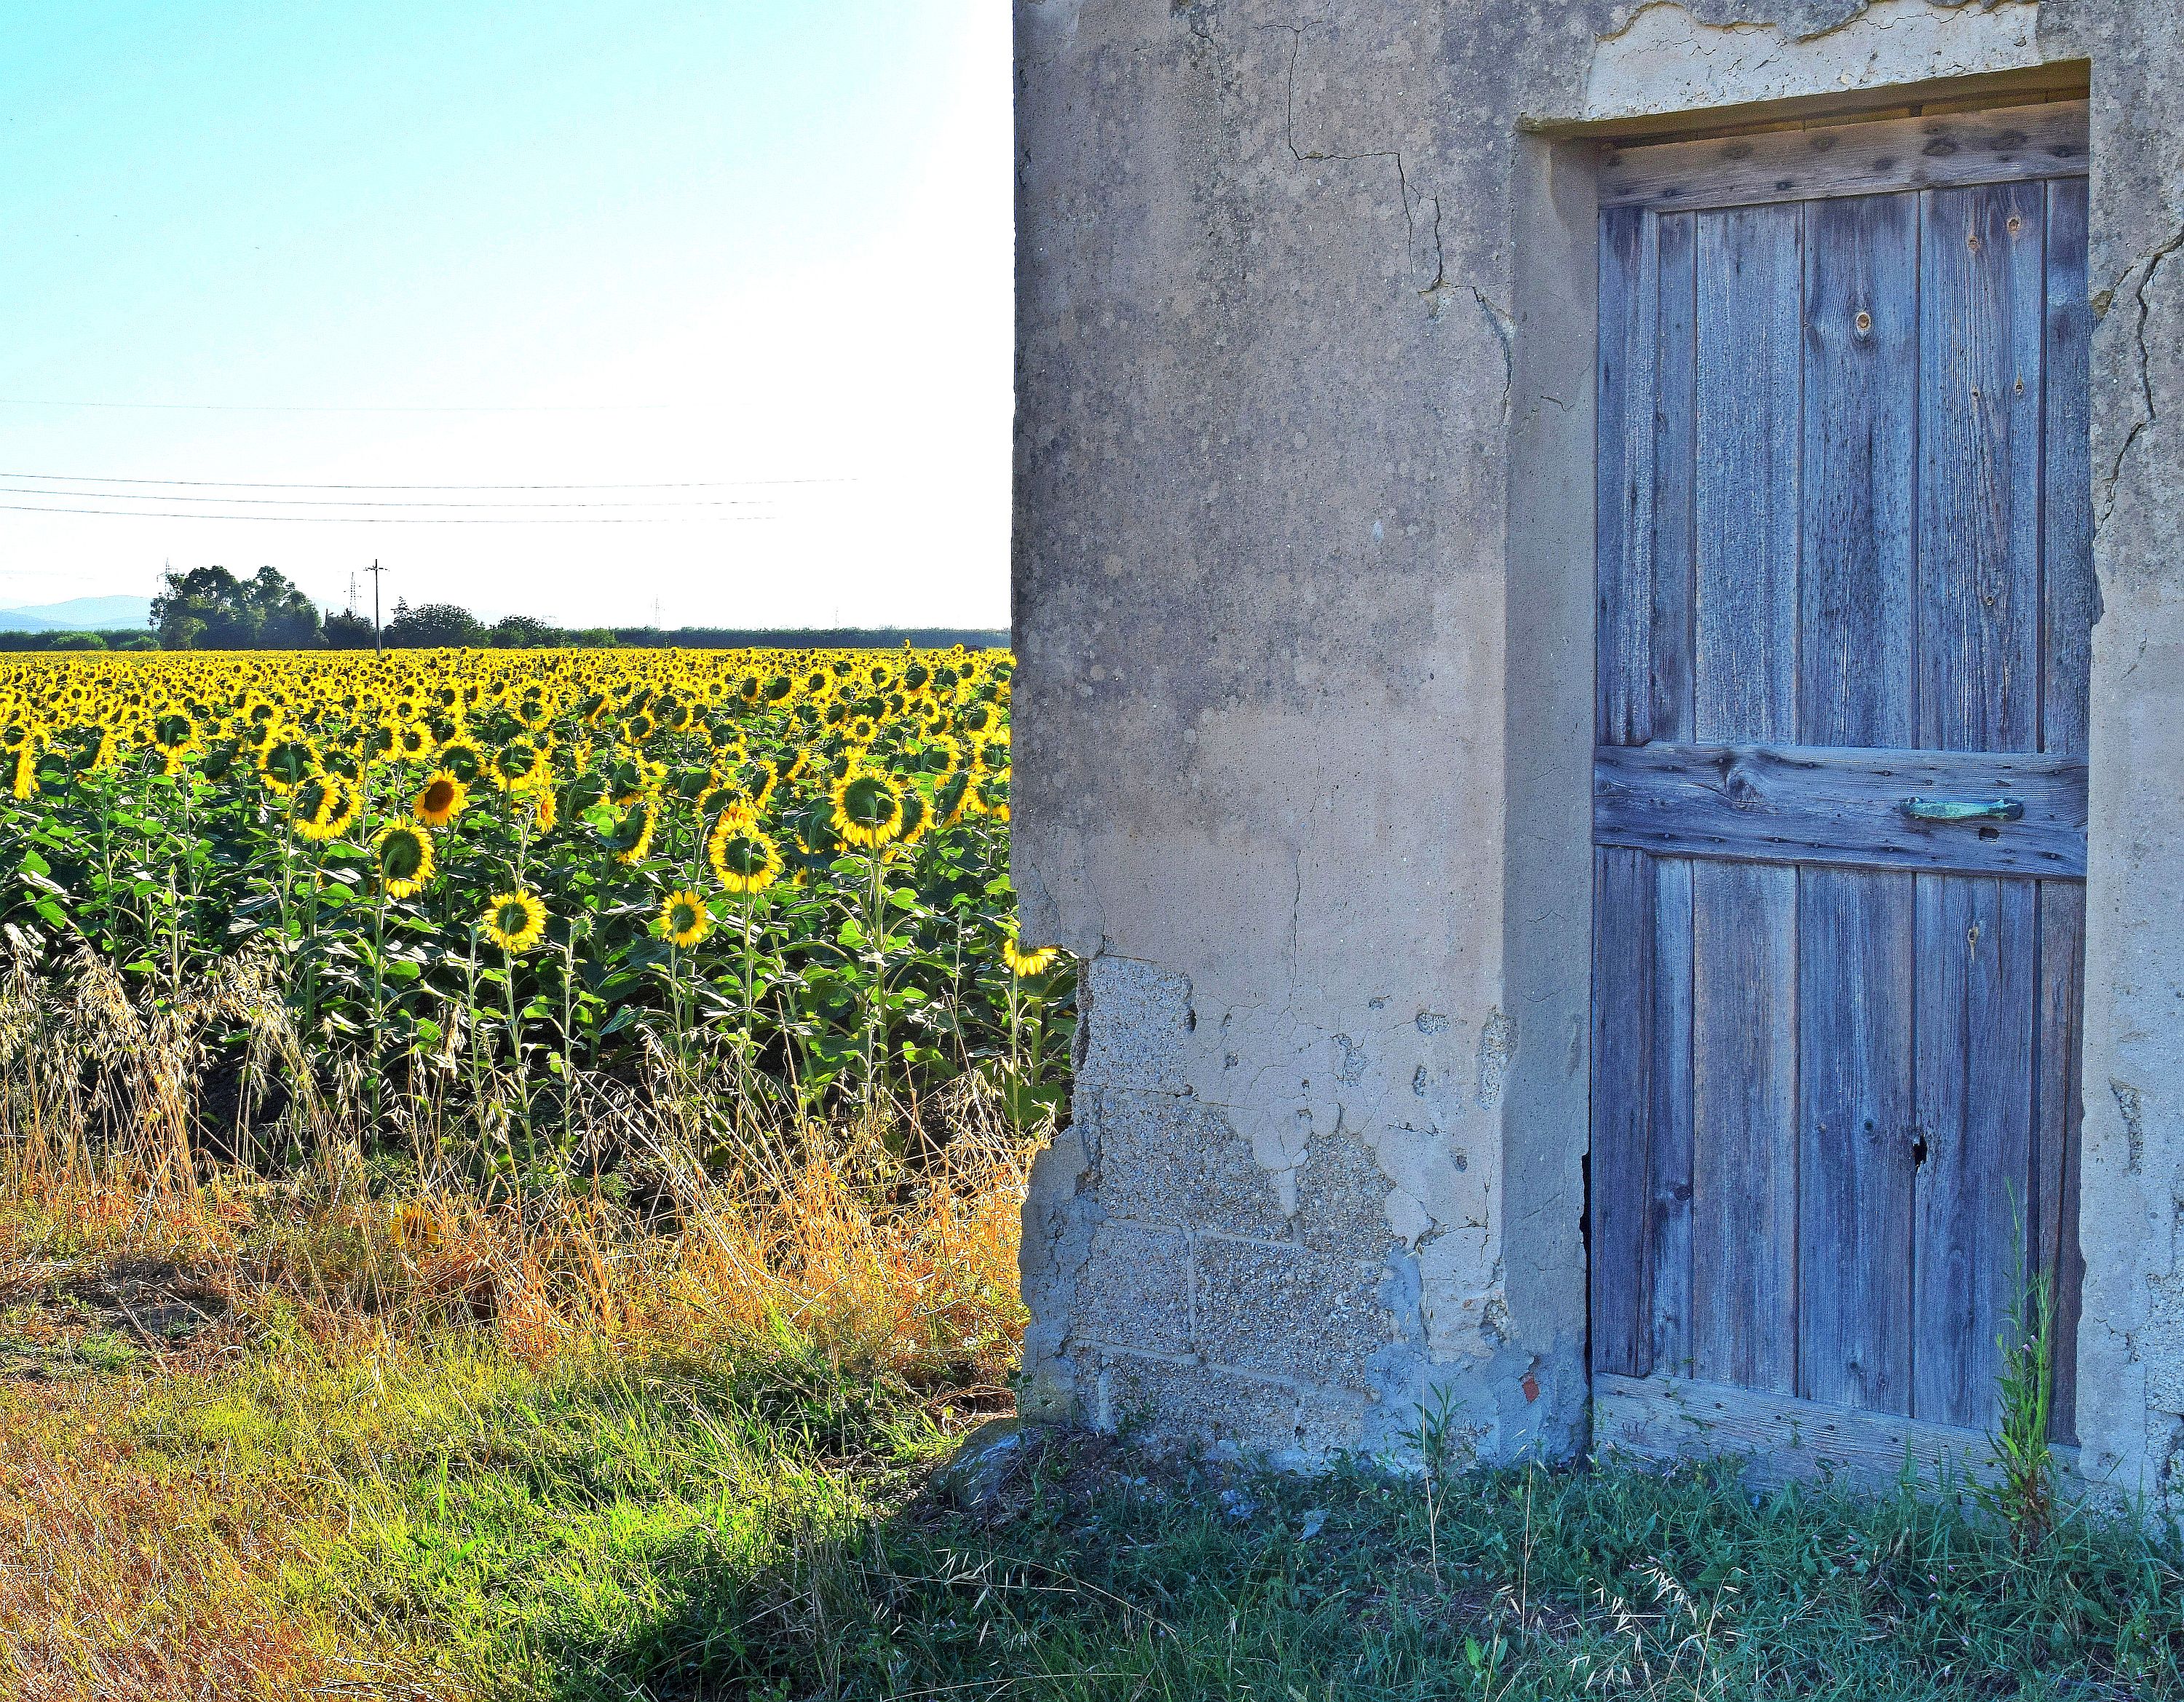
[1015,0,2184,1498]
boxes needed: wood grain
[2043,176,2095,758]
[1692,860,1798,1396]
[1918,179,2046,754]
[1594,743,2089,877]
[1694,202,1801,746]
[1798,868,1915,1414]
[1912,874,2037,1429]
[1598,203,1658,747]
[1590,847,1657,1378]
[1600,101,2089,213]
[1651,212,1698,745]
[1650,855,1696,1378]
[2035,881,2086,1443]
[1594,1372,2081,1492]
[1800,191,1917,749]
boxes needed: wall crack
[2098,222,2184,527]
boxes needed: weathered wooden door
[1588,102,2093,1459]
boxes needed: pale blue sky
[0,3,1011,628]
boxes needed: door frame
[1499,80,2107,1492]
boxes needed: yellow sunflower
[293,773,360,842]
[488,736,547,793]
[828,769,904,849]
[599,797,655,866]
[435,739,485,785]
[257,736,319,796]
[1004,934,1061,978]
[480,890,547,954]
[657,888,712,949]
[147,711,196,759]
[414,770,467,828]
[707,815,783,895]
[372,820,436,898]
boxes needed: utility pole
[365,559,387,657]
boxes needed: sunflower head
[149,711,195,756]
[707,817,783,895]
[829,769,903,849]
[480,890,547,954]
[292,773,360,842]
[598,797,656,866]
[414,770,467,828]
[490,737,545,792]
[372,820,436,898]
[1003,936,1062,978]
[895,786,930,847]
[258,736,318,796]
[68,727,117,778]
[436,740,485,785]
[657,888,712,949]
[395,722,435,761]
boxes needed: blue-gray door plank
[1910,179,2047,1428]
[1689,201,1803,1396]
[1796,188,1922,1415]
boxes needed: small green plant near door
[1982,1213,2062,1550]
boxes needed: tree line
[102,565,1002,652]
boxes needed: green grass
[63,1333,2180,1701]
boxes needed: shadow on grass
[494,1404,2184,1702]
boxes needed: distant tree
[151,565,323,649]
[384,601,486,649]
[116,633,158,651]
[47,631,106,650]
[483,614,550,649]
[324,609,377,649]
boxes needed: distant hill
[610,625,1009,650]
[0,595,154,633]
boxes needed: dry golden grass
[0,1101,1029,1701]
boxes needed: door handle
[1899,796,2025,823]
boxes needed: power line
[1,470,851,491]
[0,397,682,414]
[0,500,775,526]
[0,485,769,511]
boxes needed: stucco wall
[1012,0,2184,1499]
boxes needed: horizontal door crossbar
[1594,742,2087,877]
[1599,100,2088,213]
[1594,1372,2081,1493]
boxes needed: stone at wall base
[933,1418,1049,1512]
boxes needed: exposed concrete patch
[1474,1008,1516,1110]
[1077,957,1197,1096]
[1088,1087,1291,1236]
[1074,1222,1194,1355]
[1196,1237,1388,1385]
[1585,0,2042,120]
[2113,1080,2147,1172]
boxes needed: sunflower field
[0,645,1068,1176]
